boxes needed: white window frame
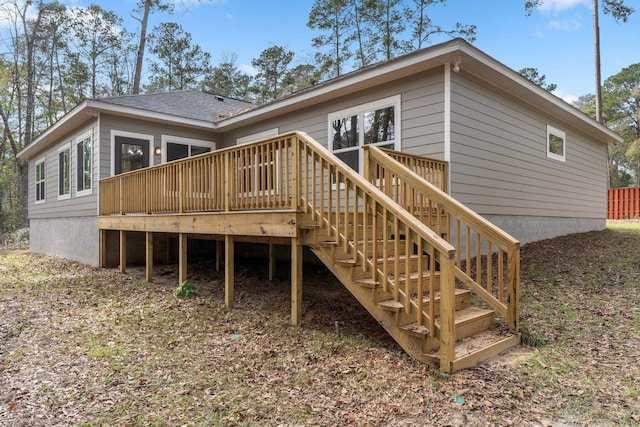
[75,130,93,197]
[35,156,46,204]
[160,135,216,163]
[328,95,401,174]
[110,130,154,176]
[547,125,566,163]
[236,128,279,145]
[58,143,71,200]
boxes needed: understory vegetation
[0,223,639,426]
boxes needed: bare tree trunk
[593,0,603,123]
[133,0,151,94]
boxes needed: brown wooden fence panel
[608,187,640,219]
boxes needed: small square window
[547,125,566,162]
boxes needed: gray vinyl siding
[98,114,220,179]
[449,73,607,219]
[220,68,445,160]
[28,121,99,219]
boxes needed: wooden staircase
[303,211,519,371]
[99,131,520,373]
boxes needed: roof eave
[17,99,217,160]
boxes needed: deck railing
[100,131,465,370]
[364,145,520,332]
[100,136,296,215]
[379,148,448,193]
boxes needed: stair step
[400,322,430,337]
[437,307,495,340]
[392,271,441,292]
[400,289,471,323]
[334,258,359,267]
[426,329,521,371]
[355,277,379,288]
[377,299,404,312]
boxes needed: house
[17,39,622,372]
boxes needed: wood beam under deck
[98,210,299,237]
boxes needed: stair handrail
[364,145,520,332]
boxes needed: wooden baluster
[404,225,410,314]
[382,209,389,292]
[393,217,400,302]
[487,241,493,295]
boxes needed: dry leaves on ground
[0,224,639,426]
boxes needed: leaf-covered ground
[0,223,639,426]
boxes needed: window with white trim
[35,157,45,204]
[161,135,216,163]
[76,133,92,196]
[328,95,401,174]
[58,144,71,199]
[547,125,566,162]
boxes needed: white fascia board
[455,43,622,144]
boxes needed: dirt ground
[0,224,639,426]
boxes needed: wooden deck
[99,131,520,373]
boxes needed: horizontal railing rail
[364,145,520,332]
[379,148,448,193]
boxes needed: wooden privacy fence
[608,187,640,220]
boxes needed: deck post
[145,232,153,282]
[99,229,107,268]
[225,235,234,309]
[179,233,187,285]
[439,252,455,373]
[507,245,520,332]
[291,236,303,325]
[119,230,126,273]
[268,243,276,281]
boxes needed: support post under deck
[225,235,234,309]
[145,232,153,282]
[291,237,303,325]
[179,233,187,285]
[119,230,126,273]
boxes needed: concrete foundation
[30,217,100,266]
[482,215,606,246]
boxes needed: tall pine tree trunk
[133,0,151,94]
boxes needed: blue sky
[63,0,639,103]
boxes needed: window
[111,130,153,176]
[58,144,71,199]
[76,133,92,196]
[161,135,216,163]
[328,95,401,173]
[547,125,566,162]
[35,157,45,204]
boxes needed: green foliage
[308,0,476,77]
[518,67,557,92]
[146,22,212,92]
[174,281,195,298]
[201,52,252,101]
